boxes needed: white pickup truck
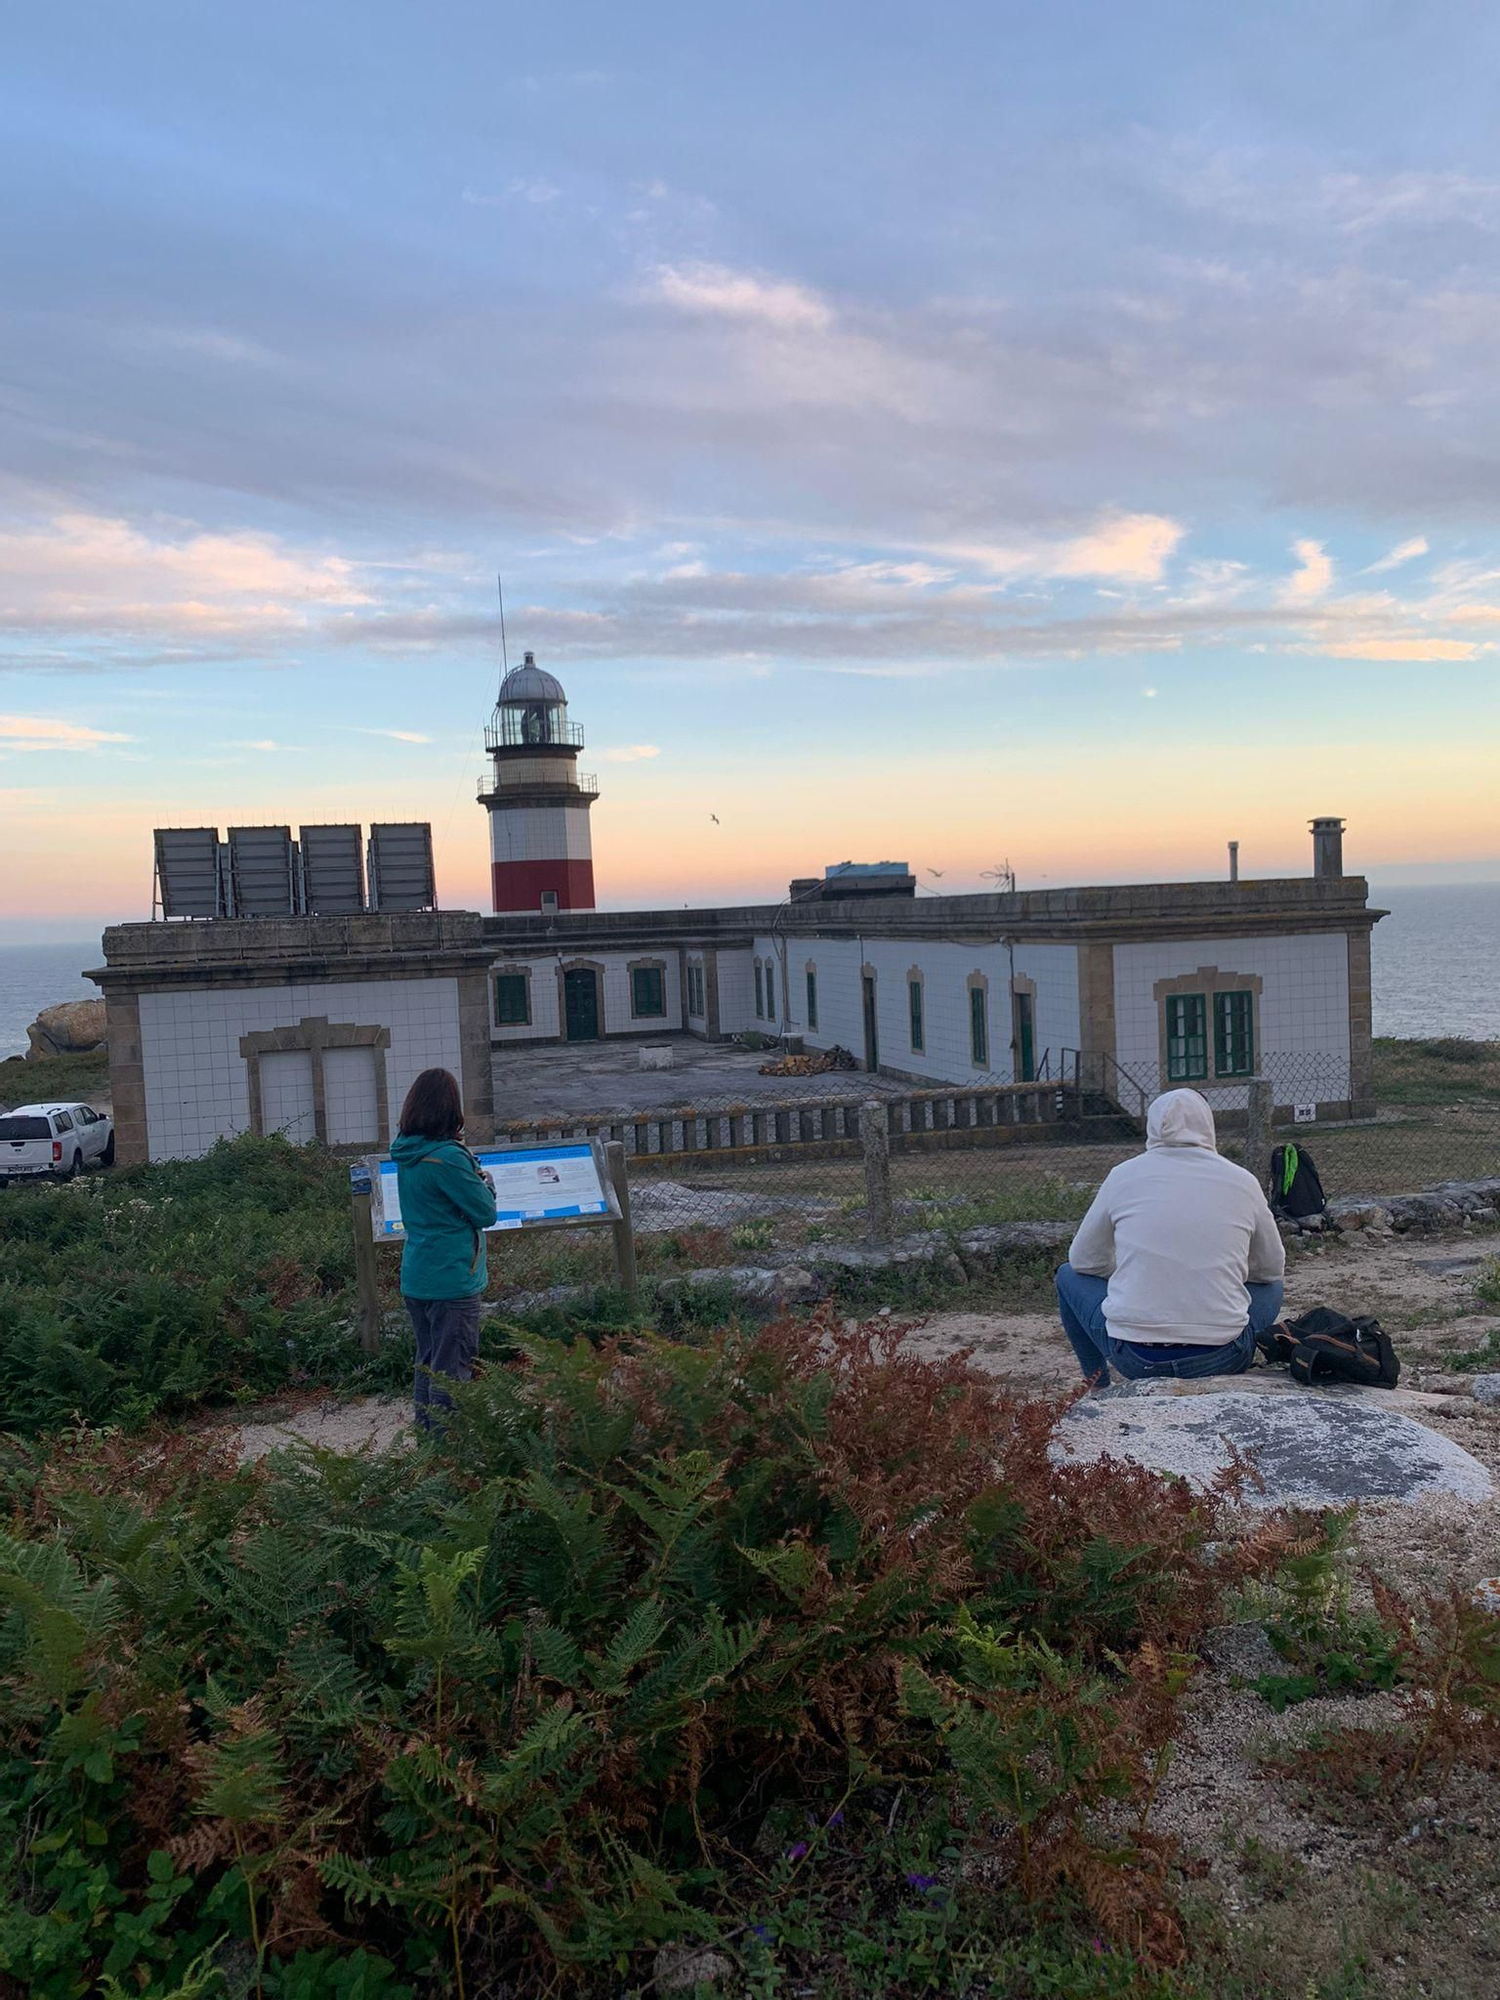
[0,1101,115,1183]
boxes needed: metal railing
[477,771,599,799]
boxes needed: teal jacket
[390,1133,498,1300]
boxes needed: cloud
[1281,539,1333,603]
[358,727,432,744]
[0,714,132,751]
[1365,535,1429,574]
[941,512,1185,585]
[0,513,371,659]
[463,179,561,208]
[649,262,833,332]
[598,743,662,762]
[1320,637,1478,662]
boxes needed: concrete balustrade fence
[492,1077,1109,1168]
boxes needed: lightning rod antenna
[497,573,510,677]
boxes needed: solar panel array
[151,822,434,917]
[366,822,437,911]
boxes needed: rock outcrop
[25,1000,107,1060]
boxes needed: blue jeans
[1055,1263,1284,1388]
[404,1295,482,1428]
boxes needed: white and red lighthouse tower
[479,652,598,914]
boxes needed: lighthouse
[479,652,599,914]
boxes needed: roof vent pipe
[1310,816,1346,880]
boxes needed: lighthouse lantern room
[479,652,599,914]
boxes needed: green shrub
[0,1136,398,1433]
[1251,1511,1400,1711]
[0,1311,1297,1995]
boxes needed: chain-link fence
[485,1047,1499,1283]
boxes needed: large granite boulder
[26,1000,106,1059]
[1054,1379,1492,1508]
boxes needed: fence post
[1244,1077,1273,1193]
[348,1164,381,1356]
[860,1100,894,1245]
[603,1140,640,1299]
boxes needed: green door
[564,968,600,1041]
[861,973,879,1072]
[1013,991,1036,1082]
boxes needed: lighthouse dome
[499,652,566,705]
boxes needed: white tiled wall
[1112,933,1351,1102]
[324,1045,381,1146]
[259,1051,316,1143]
[715,948,754,1034]
[138,976,463,1161]
[751,934,1081,1085]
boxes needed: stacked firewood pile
[758,1045,859,1077]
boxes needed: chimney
[1228,840,1239,884]
[1310,816,1346,880]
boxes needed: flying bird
[710,814,720,824]
[927,868,944,878]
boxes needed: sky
[4,0,1500,940]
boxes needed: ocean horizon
[2,882,1495,1064]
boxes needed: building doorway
[861,971,879,1073]
[1011,988,1036,1082]
[564,967,601,1042]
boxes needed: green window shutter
[1165,994,1208,1081]
[753,963,763,1017]
[805,968,818,1030]
[969,986,988,1067]
[494,973,530,1026]
[909,980,924,1051]
[632,966,665,1017]
[1214,990,1255,1076]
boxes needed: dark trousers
[404,1296,482,1427]
[1055,1262,1284,1389]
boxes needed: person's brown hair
[398,1067,464,1140]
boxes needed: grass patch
[0,1047,110,1107]
[1372,1036,1500,1107]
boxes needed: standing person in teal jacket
[390,1068,498,1426]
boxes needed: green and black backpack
[1269,1142,1327,1225]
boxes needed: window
[1166,994,1209,1081]
[969,986,988,1067]
[1214,990,1255,1076]
[631,965,666,1018]
[909,979,924,1052]
[805,967,818,1030]
[494,972,530,1026]
[765,963,777,1021]
[53,1112,73,1132]
[753,962,764,1017]
[687,963,704,1016]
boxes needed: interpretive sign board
[373,1140,617,1238]
[349,1137,638,1351]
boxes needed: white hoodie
[1066,1089,1286,1346]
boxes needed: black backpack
[1257,1306,1400,1389]
[1269,1142,1326,1223]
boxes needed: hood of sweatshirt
[1145,1088,1218,1151]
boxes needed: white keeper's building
[92,654,1381,1163]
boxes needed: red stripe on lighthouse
[491,859,596,913]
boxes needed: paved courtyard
[492,1033,909,1120]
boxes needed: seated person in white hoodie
[1056,1088,1286,1387]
